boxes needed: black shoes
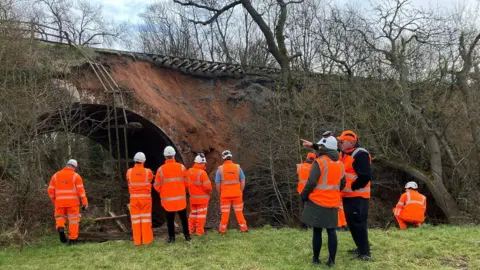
[326,260,335,267]
[348,249,359,255]
[185,235,192,242]
[57,227,67,243]
[356,254,372,261]
[167,237,175,244]
[312,257,320,264]
[68,239,78,245]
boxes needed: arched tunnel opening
[38,103,181,227]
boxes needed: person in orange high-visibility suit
[47,159,88,245]
[393,181,426,230]
[297,152,316,229]
[126,152,154,245]
[188,153,212,236]
[154,146,191,243]
[297,152,317,194]
[216,150,248,233]
[338,203,347,229]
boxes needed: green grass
[0,225,479,270]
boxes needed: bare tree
[173,0,304,91]
[35,0,127,46]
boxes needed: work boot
[312,257,320,265]
[68,239,77,246]
[167,237,175,244]
[348,249,359,255]
[356,253,372,261]
[326,259,335,267]
[57,227,67,243]
[185,234,191,242]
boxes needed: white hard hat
[163,146,176,157]
[405,181,418,189]
[194,153,206,164]
[221,150,233,160]
[317,136,338,150]
[134,152,146,163]
[66,159,78,168]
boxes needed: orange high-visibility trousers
[393,208,422,230]
[338,207,347,227]
[219,196,248,233]
[130,199,153,245]
[189,203,208,235]
[55,206,81,240]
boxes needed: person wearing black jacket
[301,130,372,261]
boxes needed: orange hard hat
[306,153,316,160]
[336,130,358,141]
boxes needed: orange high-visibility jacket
[308,156,344,208]
[154,159,189,212]
[188,164,212,205]
[297,162,313,194]
[126,164,153,199]
[393,190,426,222]
[48,167,88,207]
[217,160,243,198]
[340,147,371,199]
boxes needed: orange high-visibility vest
[188,164,212,204]
[394,190,426,222]
[297,162,313,194]
[308,156,344,208]
[47,167,88,207]
[154,159,188,212]
[218,160,242,198]
[126,164,153,199]
[340,147,371,199]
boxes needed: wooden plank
[109,211,128,232]
[94,214,128,222]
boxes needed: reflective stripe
[195,215,206,218]
[239,224,247,227]
[68,214,81,218]
[220,205,230,209]
[298,180,307,184]
[203,180,211,184]
[352,147,369,157]
[128,168,150,187]
[69,221,79,224]
[55,190,77,194]
[56,196,79,200]
[48,185,55,189]
[314,157,340,191]
[339,206,343,210]
[196,207,208,212]
[80,194,86,198]
[220,165,240,184]
[406,192,426,206]
[76,185,84,188]
[220,225,227,228]
[162,195,186,201]
[131,220,141,224]
[222,180,240,185]
[345,173,357,179]
[397,202,405,206]
[140,219,151,223]
[131,213,151,218]
[190,195,209,199]
[342,187,370,193]
[163,177,185,183]
[221,210,230,213]
[130,194,151,198]
[190,210,198,213]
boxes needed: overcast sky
[97,0,478,25]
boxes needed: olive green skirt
[300,201,338,229]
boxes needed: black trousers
[166,209,189,239]
[312,228,337,263]
[343,197,370,255]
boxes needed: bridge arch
[38,103,181,226]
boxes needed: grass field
[1,225,479,270]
